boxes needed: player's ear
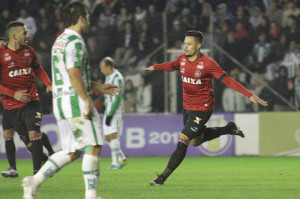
[197,42,201,49]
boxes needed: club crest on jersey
[181,61,186,66]
[9,68,32,77]
[182,76,202,84]
[195,70,201,78]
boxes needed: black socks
[5,140,16,169]
[160,141,188,181]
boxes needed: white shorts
[102,114,123,136]
[57,107,104,153]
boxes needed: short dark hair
[6,21,24,32]
[62,1,88,27]
[103,57,114,68]
[186,30,204,44]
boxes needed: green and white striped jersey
[51,29,91,121]
[103,69,124,117]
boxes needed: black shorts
[2,100,42,137]
[182,109,213,139]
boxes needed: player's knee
[86,145,102,156]
[190,139,201,147]
[3,129,14,139]
[28,131,42,139]
[69,150,82,161]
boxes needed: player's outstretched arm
[250,94,268,106]
[90,81,120,96]
[144,66,155,71]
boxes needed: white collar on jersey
[64,29,84,41]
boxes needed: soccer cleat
[1,166,18,178]
[150,175,165,186]
[22,176,39,199]
[118,159,128,169]
[106,165,119,170]
[226,121,245,138]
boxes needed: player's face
[16,26,30,47]
[184,36,201,58]
[100,61,108,75]
[81,13,90,35]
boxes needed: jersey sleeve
[208,59,226,79]
[29,47,40,69]
[106,77,123,116]
[65,40,84,69]
[153,53,183,71]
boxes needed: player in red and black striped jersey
[0,21,53,176]
[145,30,268,185]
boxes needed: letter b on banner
[126,128,145,148]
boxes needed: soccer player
[22,2,119,199]
[145,30,268,185]
[100,57,128,170]
[0,21,53,176]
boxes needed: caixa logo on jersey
[9,68,32,77]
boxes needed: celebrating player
[22,2,119,199]
[0,21,53,176]
[145,30,268,185]
[100,57,128,170]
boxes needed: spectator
[146,4,162,34]
[114,21,137,68]
[180,8,196,31]
[99,5,116,28]
[116,6,132,32]
[214,3,233,33]
[232,5,249,30]
[252,74,273,112]
[282,0,300,27]
[124,79,136,113]
[256,15,270,36]
[222,69,248,112]
[266,1,283,26]
[252,33,272,68]
[136,75,152,113]
[196,2,213,33]
[282,15,300,42]
[282,40,300,78]
[17,8,37,42]
[0,9,13,35]
[134,5,147,32]
[249,7,262,30]
[268,21,281,42]
[136,21,152,62]
[265,57,283,81]
[271,66,294,111]
[272,34,289,58]
[290,67,300,109]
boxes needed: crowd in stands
[1,0,300,113]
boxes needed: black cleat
[226,121,245,138]
[150,174,165,186]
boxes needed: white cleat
[22,176,39,199]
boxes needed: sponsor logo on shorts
[53,89,75,98]
[193,117,202,124]
[191,126,198,132]
[35,112,41,119]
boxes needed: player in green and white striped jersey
[22,2,119,199]
[100,57,128,170]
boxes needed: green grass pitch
[0,157,299,199]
